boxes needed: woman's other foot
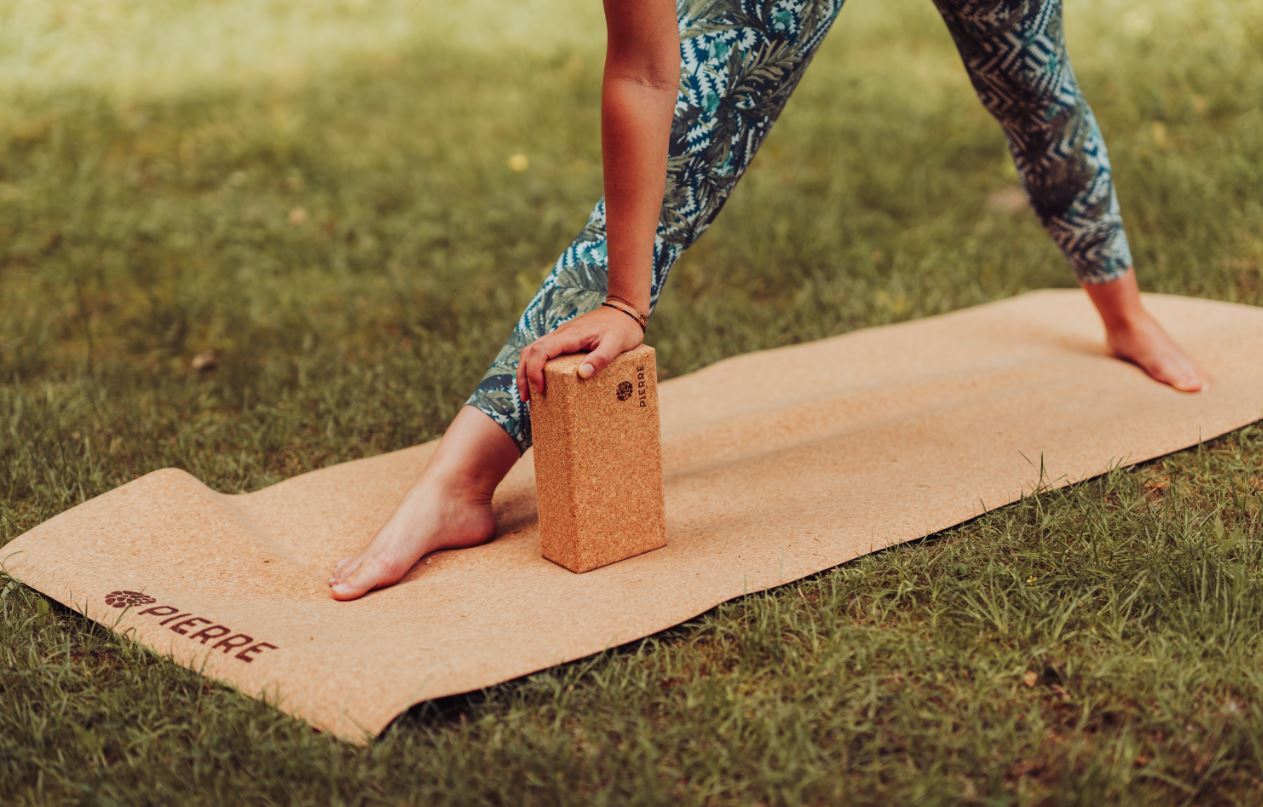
[1105,309,1209,392]
[1082,266,1210,393]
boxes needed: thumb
[577,337,628,380]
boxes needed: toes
[1127,348,1208,394]
[1159,358,1208,393]
[1153,363,1195,391]
[329,555,365,590]
[330,556,354,582]
[1172,374,1205,393]
[1162,369,1202,393]
[333,555,363,585]
[328,557,352,585]
[330,555,397,601]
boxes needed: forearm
[601,0,680,314]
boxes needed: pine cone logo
[104,590,156,608]
[616,381,633,401]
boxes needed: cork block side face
[529,344,667,573]
[528,360,581,570]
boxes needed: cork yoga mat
[4,290,1262,744]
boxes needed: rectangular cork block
[528,343,668,573]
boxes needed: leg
[331,0,849,599]
[933,0,1207,390]
[467,0,849,455]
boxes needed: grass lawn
[3,0,1262,802]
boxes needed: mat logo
[616,381,633,401]
[103,590,279,663]
[105,590,156,608]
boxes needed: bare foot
[1104,309,1209,392]
[328,475,497,600]
[1081,266,1210,393]
[327,405,522,601]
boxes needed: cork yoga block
[528,343,668,573]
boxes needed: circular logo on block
[616,381,633,401]
[104,590,156,608]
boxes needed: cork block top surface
[4,291,1263,744]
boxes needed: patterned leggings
[464,0,1134,455]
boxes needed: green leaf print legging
[464,0,1134,455]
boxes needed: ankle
[1102,304,1154,334]
[412,406,519,505]
[417,463,498,507]
[1082,265,1151,333]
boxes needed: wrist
[604,290,649,318]
[600,298,648,332]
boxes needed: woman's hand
[517,306,645,402]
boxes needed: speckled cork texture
[3,291,1262,744]
[529,344,667,572]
